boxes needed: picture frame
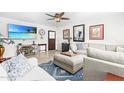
[73,24,85,42]
[89,24,104,40]
[63,29,70,39]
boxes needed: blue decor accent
[76,43,83,50]
[39,61,83,81]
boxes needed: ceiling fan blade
[59,12,64,17]
[47,18,54,20]
[46,13,55,17]
[61,17,70,20]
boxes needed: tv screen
[8,24,37,39]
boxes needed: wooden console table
[17,44,47,56]
[17,44,37,56]
[38,44,47,52]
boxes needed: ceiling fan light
[54,18,60,22]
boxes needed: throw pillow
[116,47,124,53]
[76,43,83,50]
[70,43,77,52]
[1,54,31,81]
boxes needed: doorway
[48,31,56,50]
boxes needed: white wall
[0,17,57,51]
[1,13,124,51]
[57,13,124,50]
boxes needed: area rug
[39,61,83,81]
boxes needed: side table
[62,43,69,52]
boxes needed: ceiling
[0,12,122,27]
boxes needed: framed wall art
[89,24,104,40]
[63,29,70,39]
[73,24,85,42]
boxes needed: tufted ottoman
[53,53,84,74]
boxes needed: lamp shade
[3,44,16,58]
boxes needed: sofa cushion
[70,43,77,52]
[88,43,105,50]
[76,43,83,50]
[2,54,31,81]
[28,57,38,68]
[87,47,124,65]
[83,43,88,49]
[16,67,55,81]
[106,45,124,51]
[75,49,87,55]
[105,45,117,51]
[116,47,124,53]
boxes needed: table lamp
[0,33,15,60]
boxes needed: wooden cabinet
[62,43,69,52]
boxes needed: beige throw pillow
[116,47,124,53]
[70,43,77,52]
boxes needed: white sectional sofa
[69,42,124,80]
[83,47,124,81]
[54,42,124,74]
[70,42,124,54]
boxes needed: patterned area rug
[39,61,83,81]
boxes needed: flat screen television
[8,24,37,39]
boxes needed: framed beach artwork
[63,29,70,39]
[73,24,85,42]
[89,24,104,40]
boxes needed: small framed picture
[73,24,85,42]
[63,29,70,39]
[89,24,104,40]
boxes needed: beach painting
[8,24,37,39]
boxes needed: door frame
[48,30,56,50]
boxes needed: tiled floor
[28,50,60,64]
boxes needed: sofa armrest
[83,56,124,81]
[28,57,38,68]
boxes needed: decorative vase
[0,45,5,60]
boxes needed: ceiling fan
[46,12,70,22]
